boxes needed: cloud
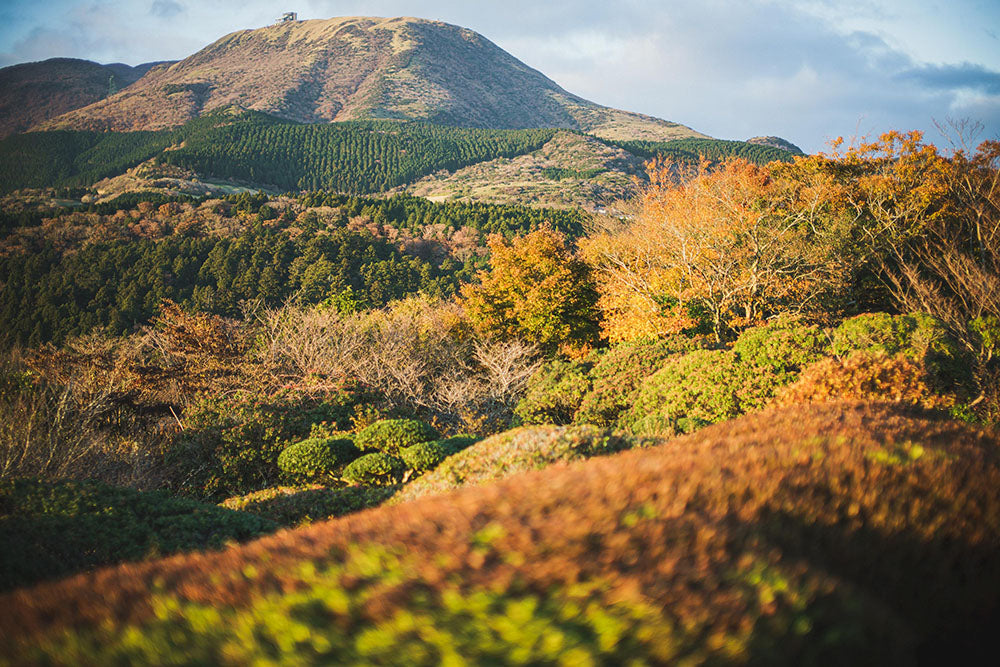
[898,63,1000,95]
[0,0,998,151]
[150,0,184,19]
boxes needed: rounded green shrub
[621,349,792,435]
[400,441,452,474]
[514,358,593,425]
[277,437,360,479]
[732,317,829,371]
[342,453,406,486]
[354,419,438,455]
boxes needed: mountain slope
[36,16,707,142]
[0,58,167,139]
[401,130,646,209]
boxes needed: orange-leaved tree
[583,157,848,343]
[462,228,600,355]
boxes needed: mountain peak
[34,16,706,142]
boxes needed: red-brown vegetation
[1,402,997,663]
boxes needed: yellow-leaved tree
[462,228,600,355]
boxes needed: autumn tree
[583,158,848,343]
[462,228,600,355]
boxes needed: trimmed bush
[0,478,275,592]
[399,441,452,475]
[731,317,829,371]
[621,349,792,435]
[575,336,704,426]
[393,425,657,504]
[778,350,954,409]
[354,419,438,455]
[277,438,360,479]
[220,485,398,527]
[514,358,593,425]
[342,453,406,486]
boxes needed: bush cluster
[0,478,275,592]
[342,453,407,486]
[354,419,439,456]
[165,390,358,500]
[575,335,706,426]
[731,317,829,371]
[277,437,360,480]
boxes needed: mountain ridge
[0,57,171,139]
[34,16,708,142]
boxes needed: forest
[2,128,999,664]
[0,109,799,195]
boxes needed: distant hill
[35,16,707,142]
[746,135,804,154]
[0,57,168,139]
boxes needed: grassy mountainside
[1,402,997,663]
[402,130,647,209]
[0,58,166,139]
[35,16,707,142]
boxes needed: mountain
[35,16,707,142]
[0,58,169,139]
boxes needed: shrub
[777,350,954,409]
[166,390,358,500]
[832,312,943,357]
[354,419,438,456]
[731,317,829,371]
[621,349,792,435]
[393,425,657,504]
[219,485,398,527]
[400,441,452,475]
[832,312,970,390]
[277,438,360,479]
[513,358,592,425]
[0,478,275,592]
[342,453,406,486]
[575,336,705,426]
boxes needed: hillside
[400,130,646,209]
[2,403,997,663]
[0,58,166,139]
[35,16,707,142]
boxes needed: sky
[1,0,998,153]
